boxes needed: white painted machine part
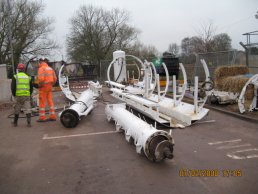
[125,56,141,81]
[173,75,177,106]
[105,80,125,90]
[178,63,187,102]
[167,63,187,107]
[107,52,209,127]
[113,50,127,83]
[58,64,76,102]
[209,90,238,104]
[60,89,95,128]
[58,77,102,128]
[107,53,144,85]
[194,59,211,113]
[141,61,159,98]
[88,81,103,97]
[107,58,116,84]
[105,103,174,162]
[238,74,258,113]
[156,74,161,102]
[149,62,158,96]
[193,76,207,114]
[111,87,209,128]
[159,62,170,98]
[143,61,153,98]
[194,76,199,113]
[109,61,209,127]
[200,59,210,82]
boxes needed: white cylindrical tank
[113,50,127,83]
[105,103,174,162]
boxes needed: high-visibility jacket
[37,62,57,86]
[14,72,31,96]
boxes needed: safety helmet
[17,63,25,71]
[39,57,49,62]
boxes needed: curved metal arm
[107,59,117,83]
[194,59,211,113]
[125,55,143,81]
[58,64,76,102]
[160,62,170,98]
[149,62,158,95]
[238,74,258,113]
[108,55,144,84]
[176,63,187,103]
[200,59,210,81]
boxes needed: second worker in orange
[37,58,57,122]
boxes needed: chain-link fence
[192,50,239,83]
[248,53,258,74]
[97,50,258,86]
[183,50,253,85]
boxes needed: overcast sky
[43,0,258,61]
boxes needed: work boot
[26,113,31,127]
[46,118,56,122]
[13,114,19,127]
[37,119,48,122]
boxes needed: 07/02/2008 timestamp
[179,169,242,177]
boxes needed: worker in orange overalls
[37,58,57,122]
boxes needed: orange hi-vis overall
[37,62,57,121]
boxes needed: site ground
[0,87,257,194]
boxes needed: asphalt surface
[0,89,258,194]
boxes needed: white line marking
[227,148,258,159]
[229,148,258,153]
[216,144,251,150]
[208,139,241,145]
[43,131,121,140]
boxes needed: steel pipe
[105,104,174,162]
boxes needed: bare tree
[168,43,179,56]
[213,33,232,51]
[181,22,232,55]
[196,21,216,52]
[181,37,203,55]
[129,41,159,60]
[67,5,139,64]
[0,0,57,67]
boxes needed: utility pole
[6,0,15,74]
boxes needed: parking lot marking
[216,143,252,150]
[43,131,121,140]
[227,148,258,159]
[208,139,258,160]
[208,139,241,145]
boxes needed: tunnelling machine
[59,81,102,128]
[105,103,174,162]
[106,50,211,128]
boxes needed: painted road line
[43,131,121,140]
[216,143,251,150]
[227,148,258,159]
[208,139,241,145]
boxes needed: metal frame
[106,51,210,128]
